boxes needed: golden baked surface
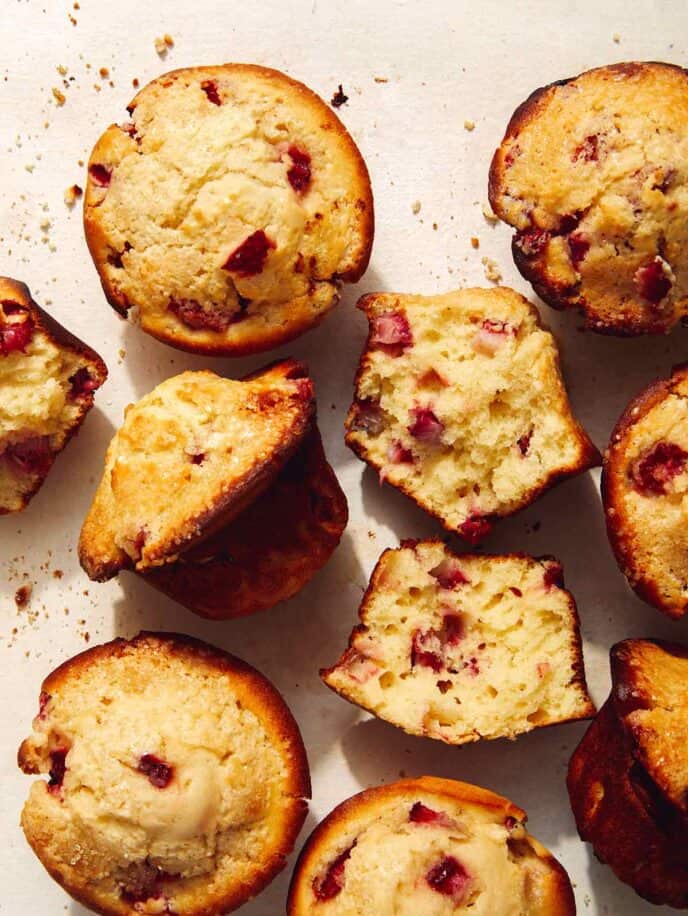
[322,540,594,745]
[602,363,688,618]
[84,64,373,355]
[490,62,688,335]
[18,632,310,916]
[78,359,314,580]
[288,776,575,915]
[0,277,107,514]
[345,287,599,541]
[144,427,348,619]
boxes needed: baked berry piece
[84,64,373,356]
[18,632,310,915]
[345,288,599,542]
[489,62,688,335]
[568,639,688,907]
[602,363,688,618]
[144,427,348,619]
[78,359,315,581]
[287,776,575,915]
[322,540,594,745]
[0,277,107,513]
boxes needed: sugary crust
[18,631,311,916]
[288,776,575,915]
[0,277,108,514]
[602,363,688,618]
[321,541,595,744]
[567,697,688,908]
[489,62,688,335]
[345,289,600,538]
[611,638,688,818]
[78,359,314,580]
[143,427,348,618]
[84,63,374,356]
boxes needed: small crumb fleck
[53,569,64,579]
[154,36,168,55]
[374,76,388,83]
[15,584,32,608]
[482,202,498,224]
[471,236,480,249]
[99,67,110,78]
[613,33,621,43]
[482,256,502,283]
[57,65,68,76]
[132,77,140,88]
[463,119,475,131]
[24,163,35,173]
[64,184,83,207]
[52,87,66,106]
[331,84,349,108]
[411,200,421,215]
[164,33,174,47]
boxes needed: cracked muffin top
[18,632,310,916]
[84,63,374,356]
[489,61,688,335]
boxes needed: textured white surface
[1,1,688,913]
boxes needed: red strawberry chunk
[411,614,464,672]
[5,436,52,476]
[89,163,112,187]
[517,430,532,456]
[542,562,564,590]
[630,441,688,495]
[634,258,672,303]
[286,145,312,193]
[568,233,590,268]
[572,134,599,163]
[370,310,413,355]
[408,406,444,443]
[429,557,469,589]
[137,754,174,788]
[409,802,456,828]
[350,399,386,436]
[459,515,492,545]
[222,230,275,277]
[313,845,354,901]
[38,691,51,718]
[387,440,413,464]
[168,297,236,331]
[472,318,516,356]
[201,79,222,105]
[48,747,68,792]
[514,228,550,257]
[0,306,34,355]
[426,856,471,902]
[69,367,99,398]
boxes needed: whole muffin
[567,639,688,907]
[0,277,107,513]
[489,62,688,335]
[602,363,688,618]
[84,64,373,356]
[345,287,599,542]
[18,631,310,915]
[288,776,575,915]
[322,540,594,745]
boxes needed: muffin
[287,776,575,915]
[345,287,599,542]
[84,64,373,356]
[18,632,310,915]
[489,62,688,335]
[144,427,348,619]
[322,540,594,745]
[79,359,315,581]
[567,639,688,907]
[602,363,688,618]
[0,277,107,514]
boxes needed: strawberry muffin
[84,64,373,355]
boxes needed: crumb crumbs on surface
[613,32,621,43]
[411,200,421,215]
[132,77,140,88]
[331,84,349,108]
[99,67,110,78]
[463,119,475,131]
[481,256,502,283]
[53,570,64,579]
[64,184,83,207]
[56,65,68,76]
[471,236,480,248]
[15,584,32,608]
[52,87,66,106]
[373,76,388,83]
[481,202,498,224]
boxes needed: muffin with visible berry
[568,639,688,907]
[18,631,311,915]
[288,776,575,915]
[0,277,107,514]
[322,540,594,745]
[345,287,599,543]
[84,64,373,356]
[79,359,315,581]
[489,62,688,335]
[602,363,688,618]
[145,427,348,619]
